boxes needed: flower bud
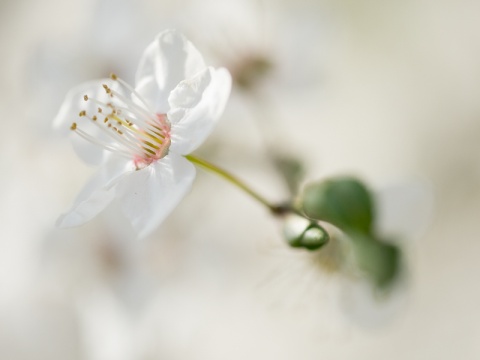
[282,215,329,251]
[301,226,330,251]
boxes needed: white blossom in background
[180,0,327,93]
[339,182,433,327]
[54,29,231,238]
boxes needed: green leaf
[301,176,375,235]
[350,234,401,289]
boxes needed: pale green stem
[185,154,288,215]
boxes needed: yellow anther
[102,84,111,94]
[79,110,86,117]
[104,117,109,123]
[110,73,118,80]
[98,107,102,113]
[92,115,97,121]
[70,122,77,130]
[83,95,89,101]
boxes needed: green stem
[186,154,288,215]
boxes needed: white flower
[54,30,231,238]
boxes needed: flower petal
[168,67,231,155]
[69,133,109,166]
[56,156,132,228]
[135,29,206,113]
[114,153,196,238]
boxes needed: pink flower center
[132,113,171,169]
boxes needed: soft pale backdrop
[0,0,479,359]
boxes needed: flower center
[70,74,171,170]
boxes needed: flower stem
[185,154,289,215]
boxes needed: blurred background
[1,0,480,359]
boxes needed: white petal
[114,153,196,238]
[134,75,166,113]
[135,29,206,113]
[168,67,232,155]
[56,156,132,228]
[70,132,109,166]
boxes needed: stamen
[143,140,160,150]
[70,77,172,167]
[87,97,112,113]
[111,74,156,115]
[108,88,155,122]
[109,114,164,144]
[122,132,157,157]
[88,117,146,157]
[143,147,156,156]
[72,127,132,159]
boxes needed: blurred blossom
[261,182,432,328]
[184,0,328,92]
[335,182,433,327]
